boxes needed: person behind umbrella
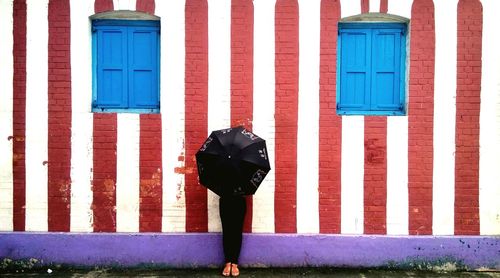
[195,126,270,276]
[219,187,246,277]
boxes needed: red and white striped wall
[0,0,499,237]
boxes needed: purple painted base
[0,232,499,270]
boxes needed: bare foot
[231,264,239,277]
[222,263,231,277]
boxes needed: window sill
[336,110,406,116]
[92,108,160,114]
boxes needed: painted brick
[408,0,435,235]
[136,0,155,15]
[94,0,113,13]
[274,0,299,233]
[140,114,162,232]
[185,0,208,232]
[12,0,27,232]
[47,0,72,232]
[454,0,481,235]
[92,114,117,232]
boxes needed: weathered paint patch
[384,256,465,271]
[1,258,43,271]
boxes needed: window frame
[91,19,160,114]
[336,21,408,116]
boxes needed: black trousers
[219,195,246,264]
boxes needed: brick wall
[318,0,341,234]
[3,0,498,236]
[12,0,27,232]
[454,0,482,235]
[184,0,209,232]
[274,0,299,233]
[47,0,72,232]
[408,0,435,235]
[139,114,162,232]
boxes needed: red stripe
[361,0,369,13]
[139,115,163,232]
[364,117,387,234]
[231,0,254,233]
[47,0,72,232]
[92,114,117,232]
[12,0,27,232]
[136,0,155,15]
[185,0,209,232]
[408,0,435,235]
[275,0,298,233]
[318,0,341,234]
[454,0,481,235]
[380,0,388,13]
[94,0,113,13]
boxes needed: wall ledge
[1,232,499,270]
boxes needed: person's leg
[228,196,246,264]
[219,197,232,264]
[220,196,246,277]
[220,197,233,276]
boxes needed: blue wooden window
[337,23,407,115]
[92,20,160,113]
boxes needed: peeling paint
[176,182,183,201]
[174,166,194,175]
[57,180,71,204]
[233,119,253,130]
[103,179,116,192]
[12,153,24,161]
[1,258,42,270]
[385,256,467,271]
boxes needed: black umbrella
[195,126,271,196]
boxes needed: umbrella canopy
[195,126,271,196]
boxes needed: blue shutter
[338,29,371,112]
[95,27,128,108]
[371,29,403,111]
[128,27,159,109]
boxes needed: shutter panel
[128,26,159,109]
[96,27,128,108]
[338,29,371,111]
[371,29,402,111]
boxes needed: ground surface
[1,268,499,277]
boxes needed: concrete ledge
[1,232,499,270]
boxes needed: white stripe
[387,0,412,18]
[340,0,364,235]
[113,0,136,10]
[252,0,276,233]
[70,0,94,232]
[386,0,411,236]
[340,0,360,18]
[386,118,408,235]
[0,0,14,232]
[207,0,231,233]
[25,0,49,232]
[296,0,320,234]
[116,114,140,232]
[341,116,365,234]
[369,0,380,13]
[432,0,458,236]
[479,0,500,235]
[157,0,186,233]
